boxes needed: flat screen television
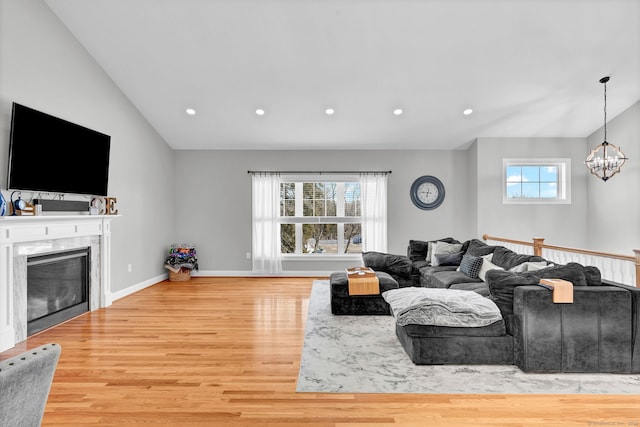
[7,103,111,196]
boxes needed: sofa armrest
[362,252,413,278]
[0,343,61,426]
[601,280,640,373]
[513,286,634,373]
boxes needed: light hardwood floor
[2,277,639,426]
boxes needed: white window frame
[503,158,571,204]
[279,174,362,260]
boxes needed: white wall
[586,101,640,255]
[474,137,589,248]
[0,0,174,292]
[172,149,474,274]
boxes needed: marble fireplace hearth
[0,215,117,352]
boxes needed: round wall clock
[410,175,445,210]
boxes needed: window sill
[503,198,571,205]
[281,254,363,262]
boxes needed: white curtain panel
[360,173,388,253]
[251,174,282,274]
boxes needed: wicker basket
[169,267,191,282]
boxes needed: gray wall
[0,0,174,293]
[474,137,589,248]
[586,101,640,255]
[173,150,474,274]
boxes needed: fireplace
[27,247,90,336]
[0,215,117,352]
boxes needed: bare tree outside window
[279,180,361,255]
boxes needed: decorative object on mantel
[584,76,628,181]
[0,191,6,216]
[164,244,198,282]
[91,197,119,215]
[9,191,35,215]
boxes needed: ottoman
[330,270,399,315]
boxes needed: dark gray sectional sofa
[362,237,640,373]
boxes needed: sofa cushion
[362,251,413,277]
[491,246,546,271]
[431,270,483,288]
[412,259,429,270]
[459,254,483,279]
[382,287,503,327]
[465,239,499,257]
[532,262,589,287]
[418,265,458,287]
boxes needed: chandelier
[584,76,628,181]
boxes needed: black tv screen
[8,103,111,196]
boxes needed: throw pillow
[426,238,460,265]
[478,255,504,281]
[431,241,463,266]
[459,254,483,279]
[408,240,429,261]
[362,251,413,276]
[509,261,549,273]
[434,251,463,266]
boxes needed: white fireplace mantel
[0,214,118,352]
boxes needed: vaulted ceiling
[44,0,640,150]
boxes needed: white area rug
[296,280,640,394]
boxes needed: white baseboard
[192,270,332,277]
[109,273,169,302]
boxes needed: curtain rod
[247,170,392,175]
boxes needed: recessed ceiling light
[393,108,403,116]
[325,108,335,115]
[185,108,196,115]
[255,109,265,116]
[463,108,473,115]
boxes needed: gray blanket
[382,287,503,327]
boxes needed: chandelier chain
[603,79,607,141]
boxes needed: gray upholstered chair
[0,343,61,427]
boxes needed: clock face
[417,182,439,204]
[410,176,445,210]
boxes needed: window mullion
[295,223,302,254]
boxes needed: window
[279,179,362,255]
[503,159,571,204]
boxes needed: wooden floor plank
[2,276,639,426]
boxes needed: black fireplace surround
[27,247,90,336]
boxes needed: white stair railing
[483,234,639,287]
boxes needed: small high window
[503,159,571,204]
